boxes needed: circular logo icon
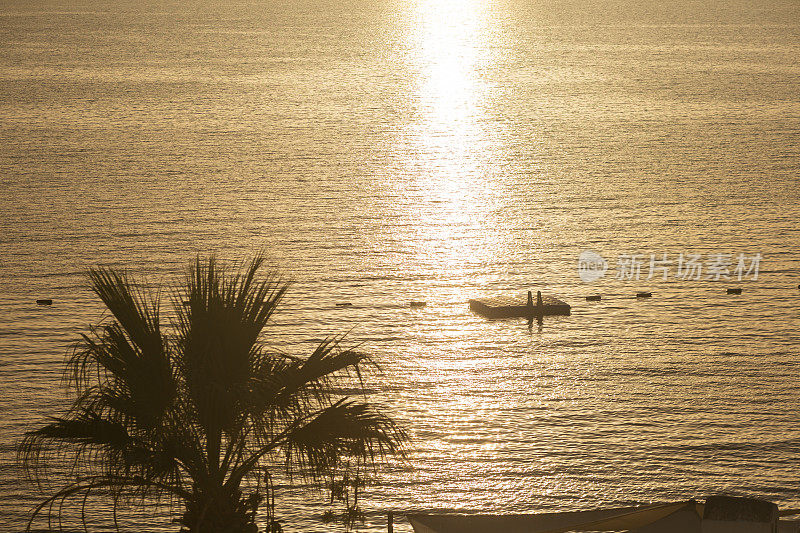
[578,250,608,282]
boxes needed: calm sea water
[1,0,800,530]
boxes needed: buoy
[409,301,426,308]
[36,299,53,305]
[636,292,652,298]
[727,288,742,295]
[335,302,352,308]
[586,295,601,301]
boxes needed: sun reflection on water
[412,0,496,173]
[416,0,487,128]
[395,0,511,299]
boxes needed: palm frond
[19,409,192,511]
[19,409,132,484]
[285,399,406,476]
[227,398,405,491]
[175,256,289,434]
[25,474,191,532]
[88,268,162,358]
[67,270,175,432]
[244,338,369,427]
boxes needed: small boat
[398,496,800,533]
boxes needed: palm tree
[19,256,405,532]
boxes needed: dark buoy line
[287,283,775,318]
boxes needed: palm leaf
[286,399,405,475]
[175,256,288,433]
[67,270,176,432]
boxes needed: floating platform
[469,292,571,318]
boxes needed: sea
[1,0,799,530]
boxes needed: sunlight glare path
[398,0,511,297]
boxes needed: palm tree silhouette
[19,256,405,532]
